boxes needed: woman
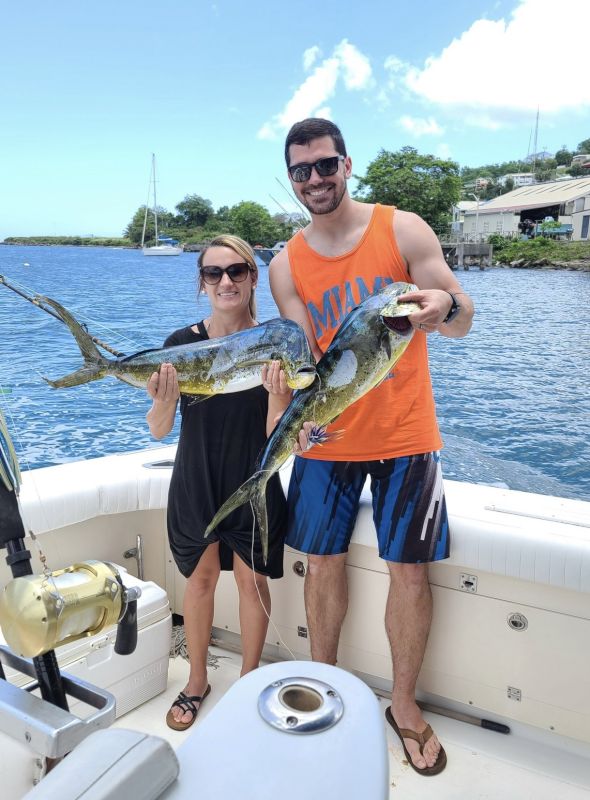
[147,235,290,731]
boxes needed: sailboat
[141,154,183,256]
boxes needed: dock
[441,242,492,270]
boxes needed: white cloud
[402,0,590,118]
[257,40,372,140]
[399,115,444,136]
[334,40,373,90]
[303,46,321,72]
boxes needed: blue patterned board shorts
[286,452,450,563]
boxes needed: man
[269,118,474,776]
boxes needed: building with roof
[462,177,590,241]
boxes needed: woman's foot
[166,683,211,731]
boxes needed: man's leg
[386,562,441,770]
[305,553,348,664]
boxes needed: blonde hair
[198,235,258,318]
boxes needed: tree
[568,163,586,177]
[576,138,590,154]
[175,194,214,227]
[354,147,462,232]
[555,146,574,166]
[228,201,277,245]
[124,205,175,244]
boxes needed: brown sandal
[166,684,211,731]
[385,706,447,776]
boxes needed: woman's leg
[233,553,271,676]
[172,542,220,724]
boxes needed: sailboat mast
[152,153,159,245]
[140,157,152,248]
[532,107,539,176]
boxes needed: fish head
[285,364,317,390]
[379,282,420,337]
[277,319,318,389]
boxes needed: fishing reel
[0,560,141,658]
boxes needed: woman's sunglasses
[200,262,252,285]
[288,155,345,183]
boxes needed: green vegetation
[2,236,133,247]
[461,135,590,199]
[4,132,589,249]
[124,196,300,248]
[354,147,462,233]
[488,235,590,267]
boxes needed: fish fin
[43,365,103,389]
[307,425,344,447]
[250,487,270,565]
[39,296,110,387]
[186,394,212,406]
[205,470,271,563]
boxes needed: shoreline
[3,240,589,269]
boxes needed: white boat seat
[19,446,590,593]
[22,728,179,800]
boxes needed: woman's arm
[146,362,180,439]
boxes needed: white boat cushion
[19,447,590,594]
[22,728,178,800]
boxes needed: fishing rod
[268,194,306,230]
[274,177,311,222]
[0,409,141,701]
[0,274,126,358]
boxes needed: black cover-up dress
[165,322,286,579]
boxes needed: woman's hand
[262,360,289,395]
[263,361,292,435]
[147,363,180,403]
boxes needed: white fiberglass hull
[142,246,183,256]
[1,446,589,798]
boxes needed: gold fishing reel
[0,560,140,658]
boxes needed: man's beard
[299,181,347,216]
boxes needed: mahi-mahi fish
[40,297,317,394]
[205,282,421,561]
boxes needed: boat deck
[113,648,590,800]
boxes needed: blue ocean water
[1,245,588,501]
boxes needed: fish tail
[39,296,108,388]
[205,470,271,563]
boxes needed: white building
[498,173,535,188]
[462,177,590,241]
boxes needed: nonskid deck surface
[113,649,590,800]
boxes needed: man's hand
[398,289,454,333]
[293,421,317,454]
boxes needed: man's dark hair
[284,118,347,166]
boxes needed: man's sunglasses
[288,155,345,183]
[200,262,252,285]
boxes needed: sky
[1,0,589,240]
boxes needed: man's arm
[269,248,323,361]
[394,211,474,338]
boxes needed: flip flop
[385,706,447,776]
[166,684,211,731]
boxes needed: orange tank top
[288,204,442,461]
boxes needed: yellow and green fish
[41,297,317,394]
[205,282,421,561]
